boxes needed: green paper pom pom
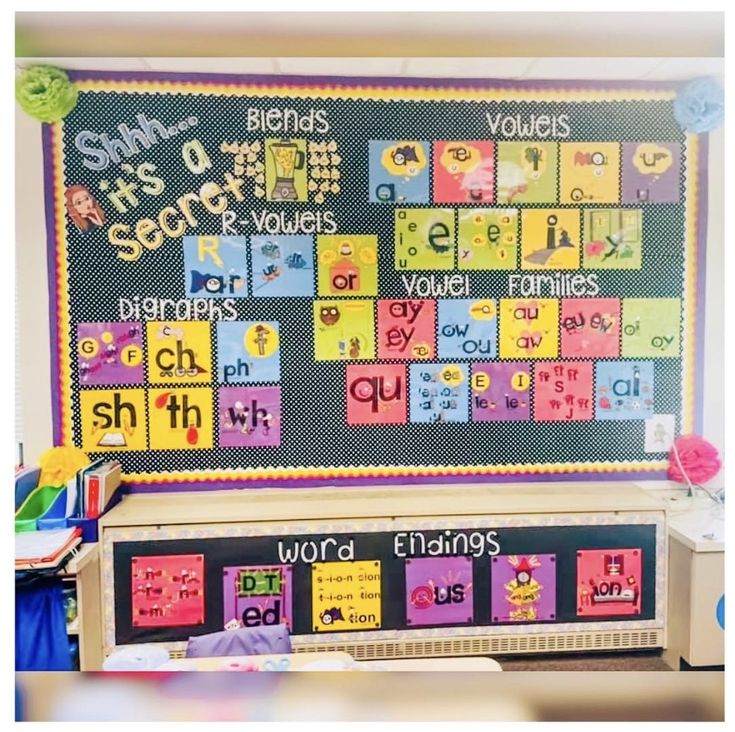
[15,65,78,123]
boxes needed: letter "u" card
[346,364,407,425]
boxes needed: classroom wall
[15,55,724,488]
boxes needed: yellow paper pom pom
[38,445,90,487]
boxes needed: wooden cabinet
[58,543,104,671]
[98,483,667,662]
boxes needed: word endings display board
[106,514,663,649]
[43,71,707,487]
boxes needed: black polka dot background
[58,87,689,477]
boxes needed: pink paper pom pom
[668,434,722,485]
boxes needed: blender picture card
[457,208,518,270]
[77,322,144,385]
[405,556,474,626]
[216,321,280,384]
[183,235,248,298]
[432,140,495,204]
[368,140,430,203]
[250,234,314,298]
[265,137,308,202]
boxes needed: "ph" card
[216,321,280,384]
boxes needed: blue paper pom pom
[673,77,724,134]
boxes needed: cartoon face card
[218,386,281,447]
[131,554,204,628]
[457,208,518,270]
[317,234,378,297]
[621,298,681,358]
[77,322,144,385]
[377,299,436,360]
[496,141,558,204]
[79,388,147,452]
[222,565,293,630]
[521,209,580,270]
[148,388,214,450]
[368,140,430,203]
[491,553,557,623]
[146,321,212,384]
[250,234,314,297]
[346,364,407,425]
[395,208,455,270]
[216,321,280,384]
[499,299,559,359]
[405,557,474,626]
[621,142,681,204]
[559,142,620,204]
[183,235,248,298]
[313,300,375,361]
[560,298,621,358]
[432,140,495,204]
[583,209,642,269]
[471,362,531,421]
[595,361,654,420]
[533,362,594,421]
[577,548,642,617]
[409,363,469,423]
[437,299,497,359]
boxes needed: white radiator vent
[166,630,663,660]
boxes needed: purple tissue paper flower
[673,77,724,134]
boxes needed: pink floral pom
[668,434,722,485]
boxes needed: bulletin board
[103,512,663,650]
[43,70,707,488]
